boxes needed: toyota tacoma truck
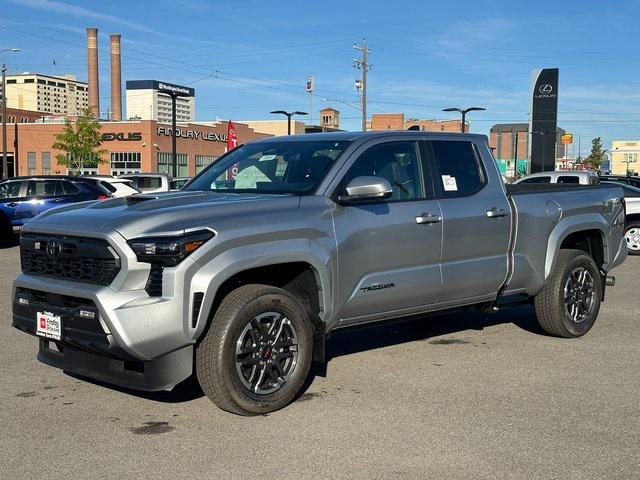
[12,131,628,415]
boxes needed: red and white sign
[226,121,239,180]
[36,311,62,341]
[227,121,238,151]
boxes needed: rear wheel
[195,284,313,415]
[624,222,640,255]
[534,249,602,338]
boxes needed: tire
[534,249,602,338]
[195,284,314,415]
[624,222,640,256]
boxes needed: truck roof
[250,130,488,144]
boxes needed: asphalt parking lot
[1,240,638,480]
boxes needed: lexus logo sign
[539,84,553,94]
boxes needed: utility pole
[1,48,20,179]
[354,39,371,132]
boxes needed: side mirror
[339,176,393,204]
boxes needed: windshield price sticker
[442,175,458,191]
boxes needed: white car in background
[119,173,171,193]
[514,171,600,185]
[80,176,140,198]
[601,181,640,255]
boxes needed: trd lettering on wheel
[360,283,395,293]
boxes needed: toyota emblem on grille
[46,240,63,259]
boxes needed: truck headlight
[128,230,214,266]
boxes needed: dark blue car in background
[0,176,111,238]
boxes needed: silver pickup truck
[12,131,628,415]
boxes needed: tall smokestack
[110,34,122,121]
[86,27,100,117]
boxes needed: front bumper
[11,228,207,391]
[12,286,194,391]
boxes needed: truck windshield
[185,140,350,195]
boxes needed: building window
[195,155,217,174]
[157,152,188,177]
[110,152,141,175]
[27,152,36,175]
[42,152,51,175]
[24,78,34,84]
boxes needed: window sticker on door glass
[442,175,458,191]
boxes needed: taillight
[97,194,109,201]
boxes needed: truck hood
[23,191,301,239]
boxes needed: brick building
[0,119,270,178]
[489,123,565,177]
[368,113,467,132]
[0,107,47,123]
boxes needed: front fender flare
[189,239,333,341]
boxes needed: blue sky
[1,0,639,154]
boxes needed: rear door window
[61,181,81,195]
[557,176,580,184]
[427,140,486,197]
[520,176,551,184]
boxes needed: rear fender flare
[544,214,609,279]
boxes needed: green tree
[52,107,107,173]
[584,137,607,171]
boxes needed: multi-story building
[367,113,466,132]
[125,80,195,123]
[610,140,640,175]
[4,73,88,115]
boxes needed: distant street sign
[561,133,573,144]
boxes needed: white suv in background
[119,173,171,193]
[514,171,600,185]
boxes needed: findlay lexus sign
[156,126,228,142]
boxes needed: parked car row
[0,173,193,238]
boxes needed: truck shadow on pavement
[69,303,542,404]
[325,303,542,362]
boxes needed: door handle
[53,198,63,203]
[416,213,442,224]
[7,202,19,207]
[486,207,507,218]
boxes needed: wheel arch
[191,247,332,362]
[545,216,609,279]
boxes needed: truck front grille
[20,233,121,286]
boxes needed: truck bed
[505,183,612,194]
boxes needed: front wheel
[534,249,602,338]
[195,284,313,415]
[624,222,640,255]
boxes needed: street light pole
[158,87,190,178]
[1,48,20,179]
[270,110,308,135]
[442,106,486,133]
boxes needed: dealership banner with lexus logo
[528,68,559,173]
